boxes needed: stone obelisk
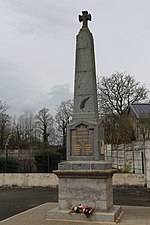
[67,10,104,161]
[48,11,122,222]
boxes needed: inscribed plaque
[71,124,94,156]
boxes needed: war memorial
[48,11,122,222]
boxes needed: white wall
[0,173,146,187]
[0,173,59,187]
[145,141,150,188]
[105,141,145,174]
[113,173,146,187]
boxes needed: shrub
[19,159,36,173]
[34,149,61,172]
[0,157,5,172]
[56,145,66,160]
[0,157,19,172]
[118,160,132,173]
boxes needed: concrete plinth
[54,162,116,212]
[47,205,122,223]
[47,161,122,222]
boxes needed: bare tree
[35,108,54,148]
[0,101,11,150]
[97,72,148,116]
[11,113,36,149]
[97,72,149,144]
[55,100,73,146]
[0,100,9,114]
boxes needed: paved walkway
[0,203,150,225]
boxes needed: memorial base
[47,161,122,222]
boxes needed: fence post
[132,142,135,173]
[141,151,144,174]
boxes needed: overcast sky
[1,0,150,116]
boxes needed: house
[129,103,150,140]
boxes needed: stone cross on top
[79,11,91,28]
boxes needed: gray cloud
[2,0,74,39]
[48,84,73,112]
[0,60,21,95]
[7,83,73,116]
[1,0,150,117]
